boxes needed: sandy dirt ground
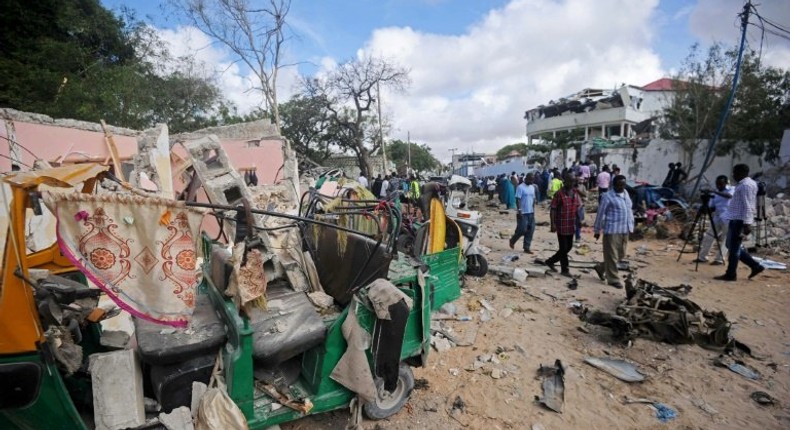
[283,194,789,430]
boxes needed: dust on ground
[284,194,790,430]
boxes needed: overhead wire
[689,0,753,200]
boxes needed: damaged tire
[363,364,415,420]
[465,254,488,277]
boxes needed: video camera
[699,189,714,209]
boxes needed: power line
[689,0,752,200]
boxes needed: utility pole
[449,147,458,175]
[689,0,752,199]
[376,81,387,173]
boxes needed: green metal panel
[0,354,87,430]
[421,247,462,311]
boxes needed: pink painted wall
[2,119,286,242]
[171,138,286,240]
[0,121,138,171]
[217,139,285,184]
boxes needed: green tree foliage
[302,57,409,177]
[0,0,227,133]
[279,95,333,164]
[495,143,528,159]
[661,44,789,168]
[386,139,439,174]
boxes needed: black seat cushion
[149,354,214,413]
[306,225,392,305]
[134,293,227,365]
[248,284,326,366]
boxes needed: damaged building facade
[524,78,674,143]
[521,80,790,196]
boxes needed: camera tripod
[677,196,724,271]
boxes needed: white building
[524,79,676,143]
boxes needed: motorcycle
[445,175,488,277]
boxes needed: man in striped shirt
[592,175,634,288]
[715,164,764,281]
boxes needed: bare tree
[304,57,409,177]
[172,0,290,131]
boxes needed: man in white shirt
[380,176,390,199]
[694,175,734,265]
[358,174,369,189]
[715,164,764,281]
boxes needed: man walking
[593,175,634,289]
[510,173,538,253]
[545,172,581,277]
[486,176,496,200]
[715,164,764,281]
[596,165,611,203]
[669,163,688,193]
[694,175,733,265]
[380,175,390,199]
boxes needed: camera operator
[694,175,734,265]
[715,164,765,281]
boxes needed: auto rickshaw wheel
[363,364,415,420]
[465,254,488,277]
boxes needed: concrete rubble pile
[763,194,790,243]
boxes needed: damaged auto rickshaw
[0,164,462,429]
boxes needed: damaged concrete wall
[323,154,394,179]
[173,119,278,141]
[548,148,578,170]
[0,108,139,171]
[582,138,788,194]
[130,124,174,198]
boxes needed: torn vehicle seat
[134,293,227,366]
[248,282,326,366]
[307,225,392,305]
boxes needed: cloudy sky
[104,0,789,161]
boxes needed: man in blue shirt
[509,173,538,253]
[694,175,734,265]
[592,175,634,288]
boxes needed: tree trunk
[357,147,372,178]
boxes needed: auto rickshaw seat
[248,282,326,366]
[307,225,392,306]
[133,293,227,366]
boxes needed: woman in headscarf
[504,176,516,209]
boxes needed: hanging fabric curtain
[44,191,205,327]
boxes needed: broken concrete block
[159,406,194,430]
[191,381,208,419]
[524,266,548,277]
[132,124,174,198]
[90,350,145,430]
[98,330,130,349]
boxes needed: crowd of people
[354,158,765,287]
[482,160,764,288]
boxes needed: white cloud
[688,0,790,69]
[357,0,666,161]
[154,25,302,114]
